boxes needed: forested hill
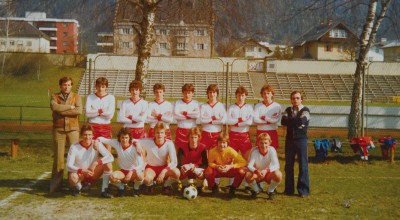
[2,0,400,53]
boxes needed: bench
[0,138,19,158]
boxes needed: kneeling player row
[67,122,281,200]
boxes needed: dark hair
[117,127,132,143]
[206,84,219,97]
[59,76,73,86]
[182,83,195,93]
[129,80,143,92]
[260,84,274,96]
[95,77,108,88]
[80,124,94,136]
[290,90,304,100]
[235,86,248,96]
[153,83,165,92]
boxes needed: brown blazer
[50,92,82,131]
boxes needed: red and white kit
[226,103,254,153]
[66,141,114,173]
[118,98,148,139]
[253,101,282,148]
[247,147,280,175]
[85,93,115,139]
[97,138,144,172]
[174,99,200,148]
[139,138,178,173]
[146,100,174,139]
[200,102,227,149]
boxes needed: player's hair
[206,84,219,97]
[260,84,274,96]
[117,127,132,143]
[235,86,248,96]
[129,80,143,92]
[188,127,202,140]
[217,132,229,143]
[290,90,304,100]
[153,83,165,92]
[182,83,195,93]
[59,76,73,86]
[154,122,167,133]
[80,124,94,136]
[95,77,108,88]
[257,133,272,143]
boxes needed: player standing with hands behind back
[281,91,310,198]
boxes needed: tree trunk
[134,0,159,98]
[348,0,392,140]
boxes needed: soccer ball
[183,186,198,200]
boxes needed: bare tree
[348,0,393,140]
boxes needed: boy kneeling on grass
[66,125,114,198]
[245,133,282,200]
[97,127,144,197]
[204,133,247,197]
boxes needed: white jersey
[200,102,227,132]
[98,137,144,171]
[139,138,177,169]
[253,101,282,131]
[85,93,115,124]
[66,141,114,173]
[118,98,148,128]
[226,103,254,132]
[174,99,200,129]
[247,147,279,173]
[146,100,174,129]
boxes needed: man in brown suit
[50,76,82,193]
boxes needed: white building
[0,20,50,53]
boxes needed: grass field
[0,65,399,219]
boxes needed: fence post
[19,106,22,131]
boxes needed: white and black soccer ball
[183,186,198,200]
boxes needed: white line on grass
[0,171,50,208]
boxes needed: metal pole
[225,62,229,134]
[361,64,365,136]
[88,58,92,95]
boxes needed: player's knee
[104,163,113,172]
[204,167,213,178]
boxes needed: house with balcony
[96,32,114,53]
[0,20,50,53]
[232,39,272,58]
[113,0,214,57]
[1,12,79,54]
[292,21,358,61]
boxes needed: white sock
[134,180,143,190]
[244,181,249,187]
[114,182,125,190]
[267,180,279,193]
[76,182,82,190]
[259,182,265,190]
[102,172,111,192]
[164,177,174,187]
[215,178,220,185]
[251,181,260,193]
[229,178,234,186]
[203,179,208,187]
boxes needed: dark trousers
[284,138,310,195]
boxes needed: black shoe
[267,191,276,200]
[196,186,203,195]
[101,188,113,198]
[244,186,252,194]
[117,188,125,197]
[228,186,236,197]
[211,185,219,195]
[162,186,173,195]
[132,189,140,197]
[70,187,80,197]
[81,182,92,192]
[250,190,258,200]
[145,185,155,194]
[299,193,309,198]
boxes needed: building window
[122,28,131,34]
[197,43,204,50]
[62,41,68,46]
[26,41,32,46]
[258,48,262,52]
[63,23,68,27]
[325,44,332,52]
[177,43,187,49]
[9,40,14,46]
[160,29,167,35]
[160,43,167,49]
[196,29,205,36]
[177,30,188,36]
[1,41,5,46]
[246,46,254,52]
[122,42,130,48]
[329,28,348,38]
[17,40,23,46]
[63,32,68,37]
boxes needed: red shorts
[148,128,172,140]
[175,127,190,149]
[129,127,147,139]
[200,131,220,150]
[120,169,136,176]
[256,130,279,149]
[229,131,252,154]
[180,164,201,180]
[90,123,112,139]
[145,164,168,179]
